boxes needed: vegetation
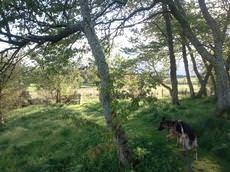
[0,0,229,170]
[0,98,229,172]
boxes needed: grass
[0,97,230,172]
[28,77,203,101]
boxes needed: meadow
[28,77,208,104]
[0,96,229,172]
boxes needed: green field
[0,97,229,172]
[27,77,206,102]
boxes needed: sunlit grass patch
[0,97,230,171]
[193,157,222,172]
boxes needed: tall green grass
[0,97,229,172]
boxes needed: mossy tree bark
[79,0,134,167]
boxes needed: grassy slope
[0,97,229,172]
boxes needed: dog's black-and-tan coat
[158,117,198,160]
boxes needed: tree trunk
[0,89,4,125]
[197,81,207,97]
[187,44,203,87]
[79,0,134,167]
[225,54,230,80]
[56,88,61,103]
[0,111,3,125]
[162,3,179,105]
[181,37,195,98]
[160,82,172,97]
[214,57,230,115]
[198,0,230,114]
[210,72,217,96]
[187,44,212,97]
[197,64,212,97]
[167,0,230,114]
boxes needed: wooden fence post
[77,94,81,104]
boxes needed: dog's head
[158,117,175,131]
[158,117,167,130]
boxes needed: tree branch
[198,0,222,43]
[166,0,215,63]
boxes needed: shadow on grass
[124,97,230,172]
[1,97,229,172]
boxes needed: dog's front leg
[181,134,186,150]
[195,149,198,160]
[176,136,180,147]
[193,146,198,160]
[193,138,198,160]
[177,134,183,146]
[166,134,171,142]
[166,131,174,141]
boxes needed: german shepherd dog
[158,117,198,160]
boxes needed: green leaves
[29,42,82,98]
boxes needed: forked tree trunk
[187,44,210,97]
[197,64,212,97]
[167,0,230,114]
[197,78,207,97]
[198,0,230,114]
[162,3,179,105]
[181,36,195,98]
[79,0,134,167]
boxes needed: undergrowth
[0,97,229,172]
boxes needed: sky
[1,0,228,77]
[4,0,227,77]
[112,33,194,76]
[0,34,192,76]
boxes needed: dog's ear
[162,117,166,121]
